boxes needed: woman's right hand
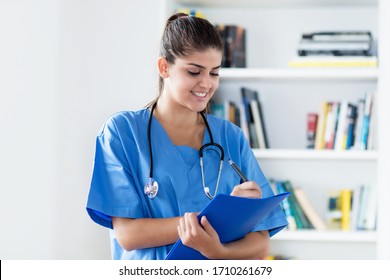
[230,181,262,198]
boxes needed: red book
[307,113,318,149]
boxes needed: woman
[86,13,287,260]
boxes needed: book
[352,98,365,150]
[327,190,342,229]
[334,100,349,150]
[350,186,363,230]
[340,189,352,231]
[216,24,246,68]
[314,102,330,150]
[357,185,377,231]
[241,87,269,149]
[283,180,313,229]
[273,180,297,230]
[238,102,250,144]
[363,185,377,230]
[298,49,371,56]
[211,100,241,129]
[288,56,378,68]
[367,95,376,150]
[324,101,340,149]
[345,103,357,149]
[306,113,318,149]
[250,99,267,149]
[226,100,240,127]
[298,40,372,51]
[210,102,225,119]
[297,37,372,56]
[361,91,373,150]
[302,31,372,42]
[293,187,327,230]
[165,192,290,260]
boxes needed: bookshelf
[162,0,390,259]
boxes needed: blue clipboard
[165,192,290,260]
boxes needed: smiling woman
[85,12,287,260]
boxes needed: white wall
[0,0,164,259]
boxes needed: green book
[283,180,314,229]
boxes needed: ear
[157,56,169,78]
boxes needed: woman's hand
[230,181,262,198]
[177,213,226,259]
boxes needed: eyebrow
[187,63,221,70]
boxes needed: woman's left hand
[230,181,262,198]
[177,213,225,259]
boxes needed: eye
[210,72,219,77]
[188,71,200,76]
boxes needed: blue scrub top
[86,108,287,260]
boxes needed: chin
[194,105,208,113]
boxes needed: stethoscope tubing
[146,102,225,199]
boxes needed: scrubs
[86,108,287,260]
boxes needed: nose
[199,73,213,89]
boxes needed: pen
[228,159,248,182]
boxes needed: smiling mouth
[191,91,208,97]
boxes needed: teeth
[192,91,207,97]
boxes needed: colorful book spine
[314,102,330,150]
[361,91,373,149]
[294,187,327,230]
[340,189,352,231]
[327,190,342,229]
[274,180,297,230]
[346,104,357,149]
[307,113,318,149]
[283,180,313,229]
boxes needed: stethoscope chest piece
[144,178,158,199]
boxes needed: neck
[152,96,206,149]
[154,96,202,128]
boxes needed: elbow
[116,235,139,252]
[257,243,270,260]
[255,231,270,260]
[112,217,142,251]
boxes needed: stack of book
[270,179,326,231]
[327,186,376,231]
[210,86,269,149]
[270,179,377,232]
[289,31,377,68]
[306,91,375,151]
[240,87,268,149]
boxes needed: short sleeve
[86,119,145,229]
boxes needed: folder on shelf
[165,192,290,260]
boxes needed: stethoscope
[144,102,224,200]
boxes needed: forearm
[112,216,181,251]
[214,231,270,260]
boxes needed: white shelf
[220,68,378,81]
[274,229,377,242]
[252,149,378,160]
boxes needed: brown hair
[147,13,224,111]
